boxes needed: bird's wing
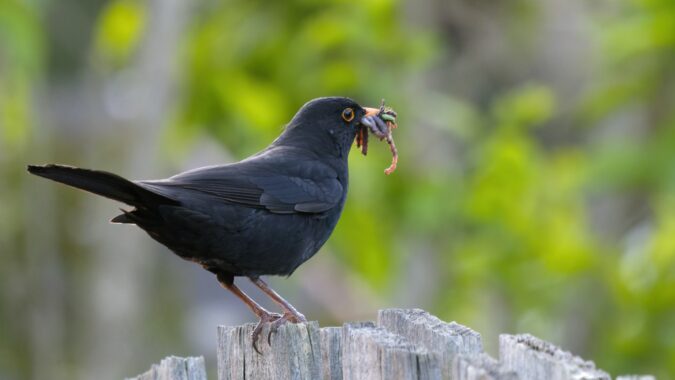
[140,159,343,215]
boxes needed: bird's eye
[341,108,354,122]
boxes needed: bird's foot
[251,311,283,354]
[266,310,307,345]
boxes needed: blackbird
[27,97,394,352]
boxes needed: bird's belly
[147,205,338,277]
[224,212,336,276]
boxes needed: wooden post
[217,321,322,380]
[128,309,656,380]
[453,353,518,380]
[320,327,343,380]
[341,322,441,380]
[499,334,610,380]
[126,356,206,380]
[378,308,483,378]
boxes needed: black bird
[27,97,389,352]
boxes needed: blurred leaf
[94,0,146,66]
[493,84,555,130]
[0,0,44,151]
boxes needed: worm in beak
[358,100,399,175]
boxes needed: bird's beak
[362,107,380,118]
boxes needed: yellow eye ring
[342,108,355,122]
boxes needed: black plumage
[27,97,385,351]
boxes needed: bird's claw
[266,315,288,345]
[251,311,283,354]
[266,310,307,345]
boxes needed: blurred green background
[1,0,674,378]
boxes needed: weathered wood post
[378,308,483,378]
[217,321,322,380]
[126,356,207,380]
[127,308,656,380]
[340,321,441,379]
[214,309,486,380]
[320,327,343,380]
[453,353,518,380]
[499,334,610,380]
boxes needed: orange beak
[362,107,380,118]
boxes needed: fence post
[127,309,656,380]
[320,326,343,380]
[453,353,518,380]
[499,334,610,380]
[125,356,206,380]
[378,308,483,378]
[341,321,441,380]
[217,321,322,380]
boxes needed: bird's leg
[250,277,306,322]
[249,277,307,343]
[217,274,280,354]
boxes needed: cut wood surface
[320,326,342,380]
[499,334,610,380]
[453,353,518,380]
[378,308,482,378]
[126,356,206,380]
[127,308,654,380]
[341,321,441,380]
[217,321,322,380]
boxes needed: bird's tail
[27,164,176,209]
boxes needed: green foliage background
[1,0,674,379]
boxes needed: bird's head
[272,97,381,159]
